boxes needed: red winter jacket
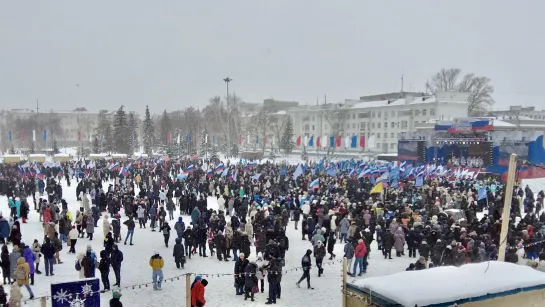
[191,281,206,306]
[355,241,368,258]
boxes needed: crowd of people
[0,155,544,306]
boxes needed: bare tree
[426,68,495,116]
[323,104,348,155]
[270,114,288,152]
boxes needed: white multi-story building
[0,108,140,149]
[289,91,469,153]
[488,106,545,120]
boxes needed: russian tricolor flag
[207,169,213,178]
[215,163,224,173]
[309,178,320,190]
[185,164,194,173]
[248,161,257,168]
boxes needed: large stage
[398,119,545,180]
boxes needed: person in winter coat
[9,283,22,307]
[31,240,42,275]
[339,217,350,243]
[75,253,85,279]
[110,244,123,286]
[313,240,326,277]
[214,230,227,261]
[40,237,55,276]
[0,245,10,284]
[22,244,36,285]
[110,291,123,307]
[112,214,121,243]
[0,285,7,306]
[353,239,368,276]
[103,215,111,237]
[174,217,185,240]
[149,251,164,290]
[76,211,84,238]
[98,250,111,290]
[68,225,79,253]
[161,221,171,248]
[0,214,10,244]
[344,240,355,276]
[327,232,336,260]
[173,238,185,269]
[244,255,258,301]
[9,245,22,283]
[81,247,97,278]
[136,205,146,228]
[382,229,394,259]
[414,256,427,270]
[10,225,21,247]
[393,227,406,257]
[419,241,430,261]
[296,249,314,289]
[234,253,248,295]
[191,276,207,307]
[15,257,34,299]
[86,214,95,240]
[123,216,135,246]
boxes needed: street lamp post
[223,77,232,152]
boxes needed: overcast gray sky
[1,0,544,114]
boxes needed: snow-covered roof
[351,262,545,307]
[491,119,516,127]
[2,154,22,158]
[54,154,71,157]
[29,154,47,157]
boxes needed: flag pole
[498,153,517,261]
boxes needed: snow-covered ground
[8,174,545,306]
[5,178,423,307]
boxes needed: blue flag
[416,176,424,187]
[292,164,303,180]
[44,130,47,142]
[351,136,357,148]
[478,187,487,200]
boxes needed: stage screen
[398,141,418,160]
[442,142,492,167]
[498,144,528,166]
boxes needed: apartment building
[289,91,469,153]
[488,106,545,120]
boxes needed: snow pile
[352,262,545,306]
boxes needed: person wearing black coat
[173,238,185,269]
[244,260,258,302]
[234,254,248,295]
[265,256,279,305]
[98,250,111,290]
[110,245,123,287]
[214,231,227,261]
[0,246,9,284]
[414,256,427,270]
[183,227,193,259]
[293,209,301,230]
[296,249,314,290]
[406,228,418,258]
[382,229,394,259]
[240,233,251,259]
[419,241,430,261]
[326,231,337,260]
[41,237,56,276]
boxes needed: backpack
[75,260,81,271]
[15,265,26,280]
